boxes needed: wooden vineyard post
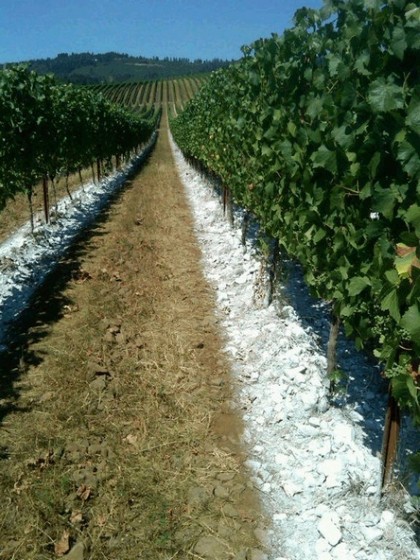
[327,313,340,394]
[267,239,280,306]
[91,163,96,185]
[381,390,401,489]
[43,175,49,224]
[223,186,234,226]
[27,188,35,232]
[65,172,73,200]
[241,211,250,246]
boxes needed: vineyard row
[171,0,420,479]
[0,65,160,225]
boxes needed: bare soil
[0,115,266,559]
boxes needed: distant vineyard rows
[89,76,208,115]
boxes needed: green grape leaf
[368,78,404,113]
[406,99,420,136]
[310,145,337,173]
[348,276,371,296]
[390,25,408,60]
[381,289,401,322]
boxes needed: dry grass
[0,114,264,559]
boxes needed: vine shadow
[0,147,154,443]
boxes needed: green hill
[5,52,232,84]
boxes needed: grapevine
[171,0,420,440]
[0,65,158,221]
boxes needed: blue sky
[0,0,324,63]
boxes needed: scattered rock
[103,331,114,343]
[87,360,110,379]
[38,391,54,403]
[218,518,240,538]
[360,525,383,544]
[89,376,107,392]
[332,541,356,559]
[318,513,342,546]
[63,542,84,560]
[188,487,208,507]
[221,503,240,518]
[317,396,330,413]
[379,510,394,526]
[213,484,230,498]
[194,536,227,559]
[254,526,270,547]
[282,481,302,497]
[217,471,236,482]
[115,332,126,344]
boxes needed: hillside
[7,51,233,84]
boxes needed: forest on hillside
[3,51,233,83]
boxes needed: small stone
[217,472,236,482]
[194,536,226,559]
[213,485,230,498]
[188,487,208,507]
[315,537,331,556]
[282,481,302,497]
[317,459,343,479]
[245,459,261,471]
[380,510,395,526]
[89,377,107,392]
[87,361,109,378]
[211,377,225,386]
[115,332,125,344]
[300,391,318,410]
[254,527,270,547]
[318,513,342,546]
[332,424,354,446]
[274,453,289,465]
[103,331,114,343]
[63,542,84,560]
[361,525,383,543]
[317,396,330,413]
[221,503,239,518]
[314,504,330,517]
[38,391,54,403]
[308,438,331,457]
[332,542,356,559]
[298,424,318,437]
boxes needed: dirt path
[0,114,267,559]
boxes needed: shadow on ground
[0,150,153,436]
